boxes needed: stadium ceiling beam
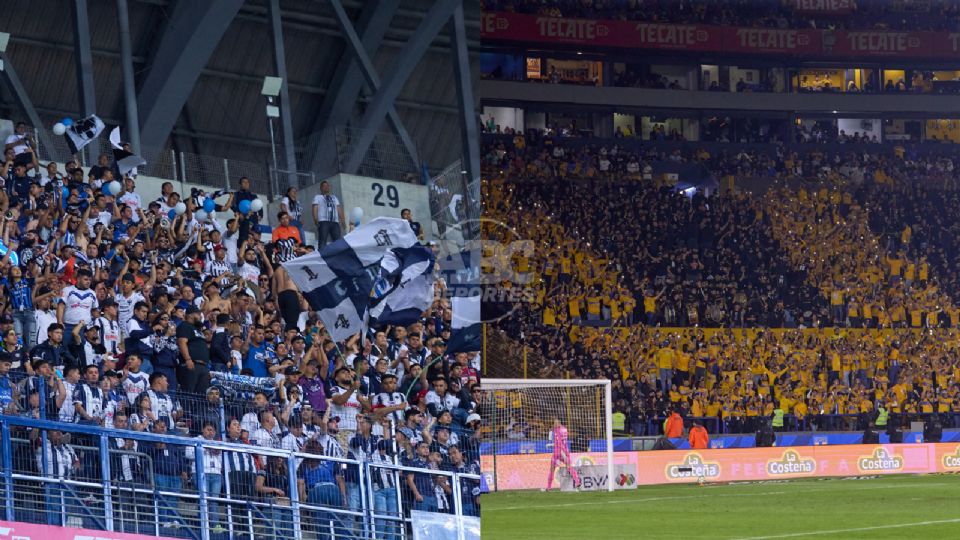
[344,0,459,175]
[132,0,481,34]
[449,3,480,185]
[5,36,464,113]
[268,0,298,183]
[321,0,420,174]
[136,0,245,150]
[0,53,59,161]
[116,0,141,154]
[307,0,397,174]
[72,0,97,163]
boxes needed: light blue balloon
[62,186,70,199]
[61,118,74,127]
[0,241,17,266]
[238,199,251,214]
[203,198,216,213]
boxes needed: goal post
[482,379,614,492]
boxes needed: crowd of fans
[485,128,960,437]
[0,121,481,532]
[481,0,960,31]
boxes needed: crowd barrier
[482,442,960,490]
[0,415,480,540]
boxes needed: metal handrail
[0,414,478,539]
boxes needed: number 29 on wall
[371,182,399,208]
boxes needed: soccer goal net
[481,379,614,492]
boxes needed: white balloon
[174,202,187,215]
[52,123,66,136]
[250,198,263,212]
[108,181,122,195]
[195,210,208,222]
[350,206,363,224]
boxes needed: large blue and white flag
[369,245,436,325]
[446,294,481,354]
[283,217,417,342]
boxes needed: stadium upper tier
[482,0,960,31]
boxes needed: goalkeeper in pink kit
[546,418,581,490]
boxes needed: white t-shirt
[239,262,260,283]
[61,286,98,326]
[5,134,29,155]
[87,210,112,231]
[223,231,239,266]
[312,194,340,222]
[282,196,302,221]
[119,192,143,223]
[329,385,362,431]
[117,291,145,336]
[36,309,58,344]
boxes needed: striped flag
[369,245,436,325]
[282,217,417,342]
[446,294,481,354]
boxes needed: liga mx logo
[616,473,636,487]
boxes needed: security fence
[0,414,480,540]
[429,159,479,243]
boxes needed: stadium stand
[0,143,481,534]
[483,127,960,439]
[0,2,482,537]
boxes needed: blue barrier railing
[0,414,480,540]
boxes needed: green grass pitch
[482,474,960,539]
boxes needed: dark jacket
[29,340,77,369]
[210,329,231,368]
[125,317,154,359]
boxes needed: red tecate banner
[482,12,960,59]
[791,0,856,15]
[0,521,179,540]
[724,27,823,55]
[480,12,722,51]
[482,442,960,490]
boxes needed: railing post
[179,152,188,184]
[223,159,230,190]
[287,453,302,540]
[196,443,210,540]
[38,378,49,478]
[358,462,370,539]
[99,434,114,531]
[451,471,463,517]
[2,422,13,521]
[171,149,178,182]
